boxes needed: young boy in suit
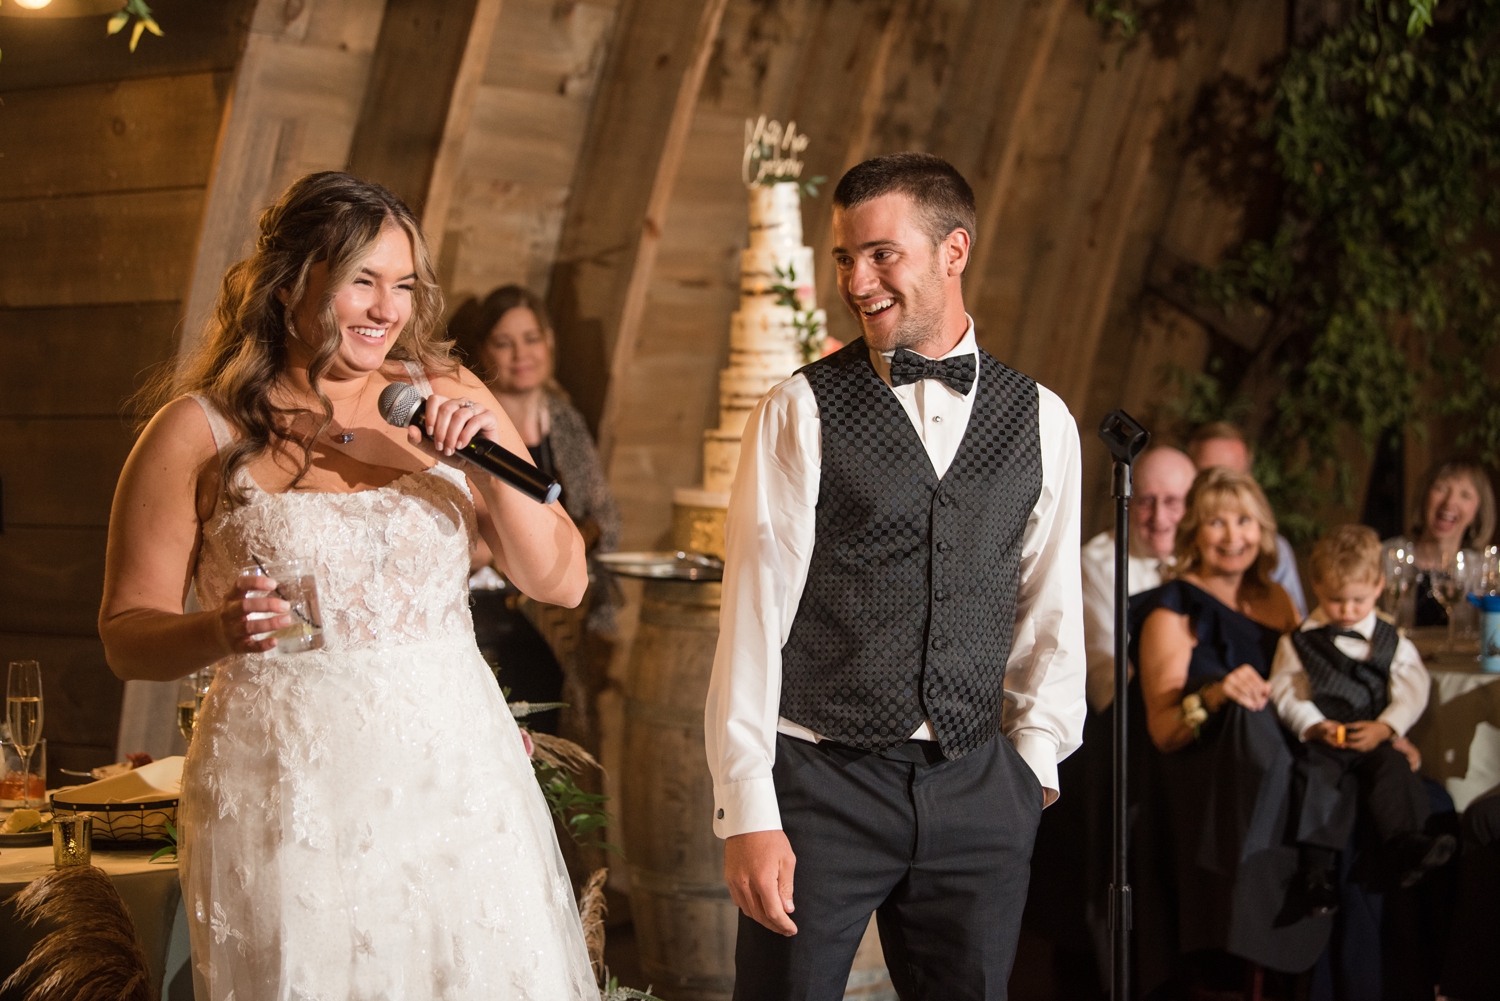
[1270,524,1454,916]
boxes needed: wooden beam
[593,0,730,467]
[548,0,742,437]
[963,0,1069,305]
[177,0,391,361]
[345,0,504,262]
[840,0,908,173]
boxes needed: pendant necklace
[329,378,370,445]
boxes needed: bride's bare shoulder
[135,395,219,463]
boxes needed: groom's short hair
[833,153,977,249]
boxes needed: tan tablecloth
[1406,627,1500,812]
[0,845,190,1000]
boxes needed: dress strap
[402,360,434,397]
[188,394,236,454]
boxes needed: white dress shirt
[1269,608,1430,740]
[1080,531,1164,712]
[704,321,1088,839]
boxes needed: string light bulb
[12,0,57,9]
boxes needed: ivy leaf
[1408,0,1438,37]
[107,11,130,35]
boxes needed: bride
[99,172,599,999]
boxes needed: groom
[704,152,1087,998]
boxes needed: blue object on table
[1466,593,1500,673]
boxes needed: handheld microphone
[378,382,562,505]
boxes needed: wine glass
[6,661,43,811]
[1432,552,1475,652]
[1382,544,1415,621]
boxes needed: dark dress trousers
[733,339,1045,1001]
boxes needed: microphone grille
[378,381,423,428]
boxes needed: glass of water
[238,558,324,654]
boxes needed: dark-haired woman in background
[1129,467,1330,997]
[450,286,621,738]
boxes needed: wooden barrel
[622,579,736,1000]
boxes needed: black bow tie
[1321,625,1366,641]
[888,348,976,395]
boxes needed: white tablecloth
[1407,629,1500,812]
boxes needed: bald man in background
[1188,422,1308,617]
[1079,446,1197,711]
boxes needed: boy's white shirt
[1269,607,1430,740]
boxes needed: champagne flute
[176,668,215,744]
[176,674,198,743]
[6,661,43,811]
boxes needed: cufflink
[716,808,724,819]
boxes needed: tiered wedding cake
[672,118,825,555]
[700,181,827,494]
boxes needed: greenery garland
[1093,0,1500,541]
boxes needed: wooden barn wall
[559,0,1292,551]
[436,0,622,308]
[0,0,257,772]
[0,0,1301,770]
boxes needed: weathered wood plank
[479,0,618,93]
[0,72,228,201]
[0,189,204,308]
[593,0,731,465]
[346,0,502,242]
[0,527,107,637]
[0,0,253,93]
[0,633,122,757]
[0,418,135,529]
[437,1,618,300]
[177,1,389,360]
[548,0,738,433]
[0,303,180,417]
[961,0,1070,306]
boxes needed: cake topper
[743,115,809,187]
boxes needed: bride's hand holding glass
[214,573,291,656]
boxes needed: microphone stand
[1097,409,1149,1001]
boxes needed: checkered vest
[1290,620,1398,723]
[778,338,1043,759]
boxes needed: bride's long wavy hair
[154,171,453,506]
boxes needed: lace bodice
[190,376,477,654]
[177,371,597,1000]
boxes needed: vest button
[935,590,947,601]
[931,637,948,650]
[936,540,951,552]
[938,492,952,506]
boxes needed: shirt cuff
[1282,703,1325,741]
[1378,707,1416,738]
[1010,731,1059,804]
[712,777,782,839]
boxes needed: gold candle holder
[52,813,92,868]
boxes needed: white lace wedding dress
[178,369,598,1001]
